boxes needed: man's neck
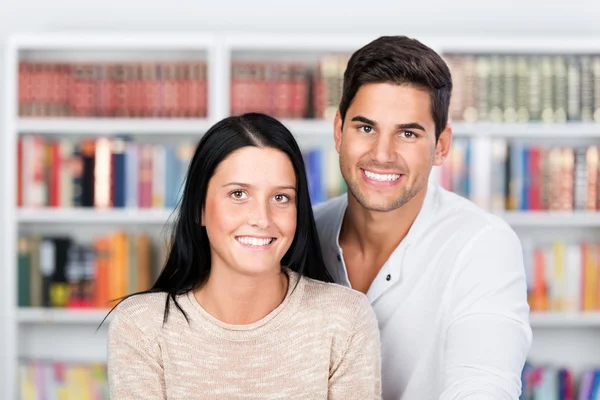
[194,266,288,325]
[340,185,428,259]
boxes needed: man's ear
[333,110,343,154]
[433,123,453,166]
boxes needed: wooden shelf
[18,308,113,324]
[16,208,600,227]
[530,312,600,327]
[17,118,214,135]
[17,208,176,224]
[496,211,600,227]
[451,122,600,137]
[17,119,600,139]
[16,309,600,328]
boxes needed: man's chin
[353,193,407,213]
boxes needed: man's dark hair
[338,35,452,141]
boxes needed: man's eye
[402,131,416,138]
[358,125,373,134]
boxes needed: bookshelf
[18,308,112,324]
[14,309,600,328]
[3,32,600,398]
[17,208,176,224]
[17,118,215,135]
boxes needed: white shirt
[313,182,532,400]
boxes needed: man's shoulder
[431,185,517,244]
[313,194,347,220]
[312,194,347,233]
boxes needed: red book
[16,138,22,207]
[69,63,96,117]
[199,62,208,117]
[292,63,308,118]
[230,61,243,115]
[528,147,542,210]
[49,141,61,207]
[271,63,294,118]
[18,62,29,116]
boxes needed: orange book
[596,244,600,310]
[582,243,597,311]
[109,232,128,304]
[136,234,151,292]
[94,238,110,308]
[531,249,547,311]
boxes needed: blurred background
[2,0,600,398]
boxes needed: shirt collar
[330,181,440,253]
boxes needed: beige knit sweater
[107,270,382,399]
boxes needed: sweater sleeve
[107,301,167,399]
[328,295,382,400]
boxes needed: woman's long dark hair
[100,112,333,328]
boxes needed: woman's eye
[358,125,373,134]
[274,194,289,203]
[231,190,247,199]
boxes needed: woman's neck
[194,267,289,325]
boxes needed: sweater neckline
[182,268,304,341]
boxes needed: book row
[231,56,347,120]
[445,53,600,123]
[17,53,600,123]
[19,360,108,400]
[18,359,596,400]
[523,240,600,313]
[18,61,208,118]
[17,232,158,309]
[16,135,345,209]
[17,56,346,120]
[442,139,600,211]
[18,360,600,400]
[18,231,600,313]
[520,362,578,400]
[16,135,600,212]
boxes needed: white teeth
[364,169,400,182]
[236,236,274,246]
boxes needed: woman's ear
[201,208,205,226]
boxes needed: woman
[107,112,382,399]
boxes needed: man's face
[334,82,449,212]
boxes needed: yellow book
[552,241,566,311]
[583,243,597,311]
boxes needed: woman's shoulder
[108,291,183,336]
[298,275,373,321]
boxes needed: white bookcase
[3,32,600,398]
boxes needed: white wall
[2,0,600,36]
[2,0,600,393]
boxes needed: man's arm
[441,225,533,400]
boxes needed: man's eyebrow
[397,122,426,132]
[351,115,377,126]
[351,116,426,132]
[222,182,297,191]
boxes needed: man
[313,35,532,399]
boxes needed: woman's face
[203,146,297,278]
